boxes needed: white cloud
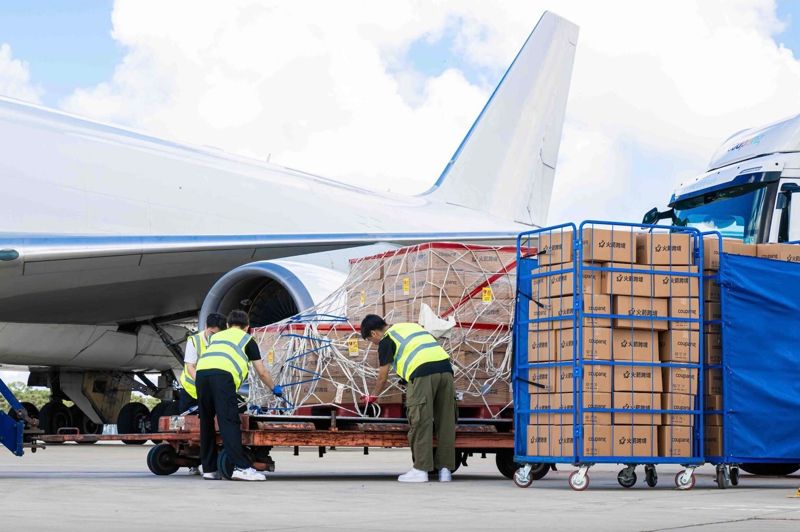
[0,43,42,104]
[61,0,800,223]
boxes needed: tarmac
[1,444,799,531]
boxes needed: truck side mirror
[778,182,800,242]
[642,207,674,225]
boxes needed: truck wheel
[117,402,150,445]
[740,463,800,476]
[147,443,180,475]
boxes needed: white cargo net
[247,243,519,418]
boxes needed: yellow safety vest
[196,328,252,390]
[179,332,208,399]
[385,323,449,381]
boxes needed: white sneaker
[398,468,429,483]
[188,466,201,476]
[232,467,266,481]
[439,468,452,482]
[202,471,220,480]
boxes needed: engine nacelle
[199,260,346,328]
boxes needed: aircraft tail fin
[424,11,578,226]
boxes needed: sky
[1,2,800,385]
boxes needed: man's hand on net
[272,385,283,397]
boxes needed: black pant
[178,388,198,413]
[196,370,250,472]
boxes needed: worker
[360,314,456,483]
[179,312,227,413]
[195,310,283,481]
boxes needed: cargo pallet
[37,412,516,479]
[512,221,706,490]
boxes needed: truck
[643,113,800,476]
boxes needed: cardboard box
[659,425,692,457]
[662,393,695,425]
[528,394,551,425]
[471,248,517,274]
[384,270,465,303]
[538,228,636,265]
[613,365,663,392]
[705,368,722,395]
[659,330,700,363]
[704,333,722,365]
[526,424,553,456]
[705,414,723,426]
[347,280,384,307]
[535,262,603,297]
[669,298,701,330]
[704,237,756,270]
[757,243,800,263]
[555,424,613,457]
[704,301,722,332]
[552,425,577,457]
[383,300,410,323]
[704,278,720,302]
[611,328,660,362]
[410,296,513,326]
[613,392,659,424]
[556,365,576,393]
[653,265,700,298]
[459,380,512,405]
[404,245,480,273]
[546,392,612,425]
[602,263,656,297]
[613,296,669,331]
[531,294,612,330]
[451,350,508,380]
[554,327,612,361]
[349,256,383,281]
[527,329,555,363]
[636,233,693,265]
[613,425,659,457]
[663,367,698,395]
[584,365,613,393]
[528,365,556,394]
[705,394,723,411]
[464,272,516,300]
[704,425,723,456]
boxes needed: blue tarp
[720,253,800,462]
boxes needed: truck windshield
[671,183,770,242]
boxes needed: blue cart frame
[512,221,706,490]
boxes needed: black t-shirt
[378,336,452,381]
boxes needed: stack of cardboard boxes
[254,243,519,411]
[526,227,702,458]
[701,236,757,456]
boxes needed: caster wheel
[730,467,740,486]
[513,468,533,488]
[617,469,637,488]
[568,470,589,491]
[675,470,696,490]
[715,466,728,489]
[147,443,180,476]
[645,466,658,488]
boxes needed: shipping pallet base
[37,413,519,479]
[512,461,700,491]
[291,403,513,421]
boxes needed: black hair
[227,309,250,329]
[205,313,226,330]
[360,314,388,339]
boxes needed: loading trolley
[512,221,705,490]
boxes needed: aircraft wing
[0,230,517,325]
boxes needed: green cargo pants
[405,371,457,472]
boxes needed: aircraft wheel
[69,405,101,443]
[39,401,72,443]
[117,402,150,445]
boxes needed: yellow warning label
[267,349,275,364]
[347,337,359,355]
[402,277,410,295]
[482,286,493,303]
[360,291,366,305]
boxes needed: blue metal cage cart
[513,221,705,490]
[702,233,800,488]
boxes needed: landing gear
[69,405,102,443]
[147,444,180,476]
[617,465,637,488]
[675,468,697,490]
[645,465,658,488]
[117,402,150,445]
[39,401,72,443]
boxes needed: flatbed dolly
[37,412,545,480]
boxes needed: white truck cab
[645,114,800,243]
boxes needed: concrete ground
[1,444,798,531]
